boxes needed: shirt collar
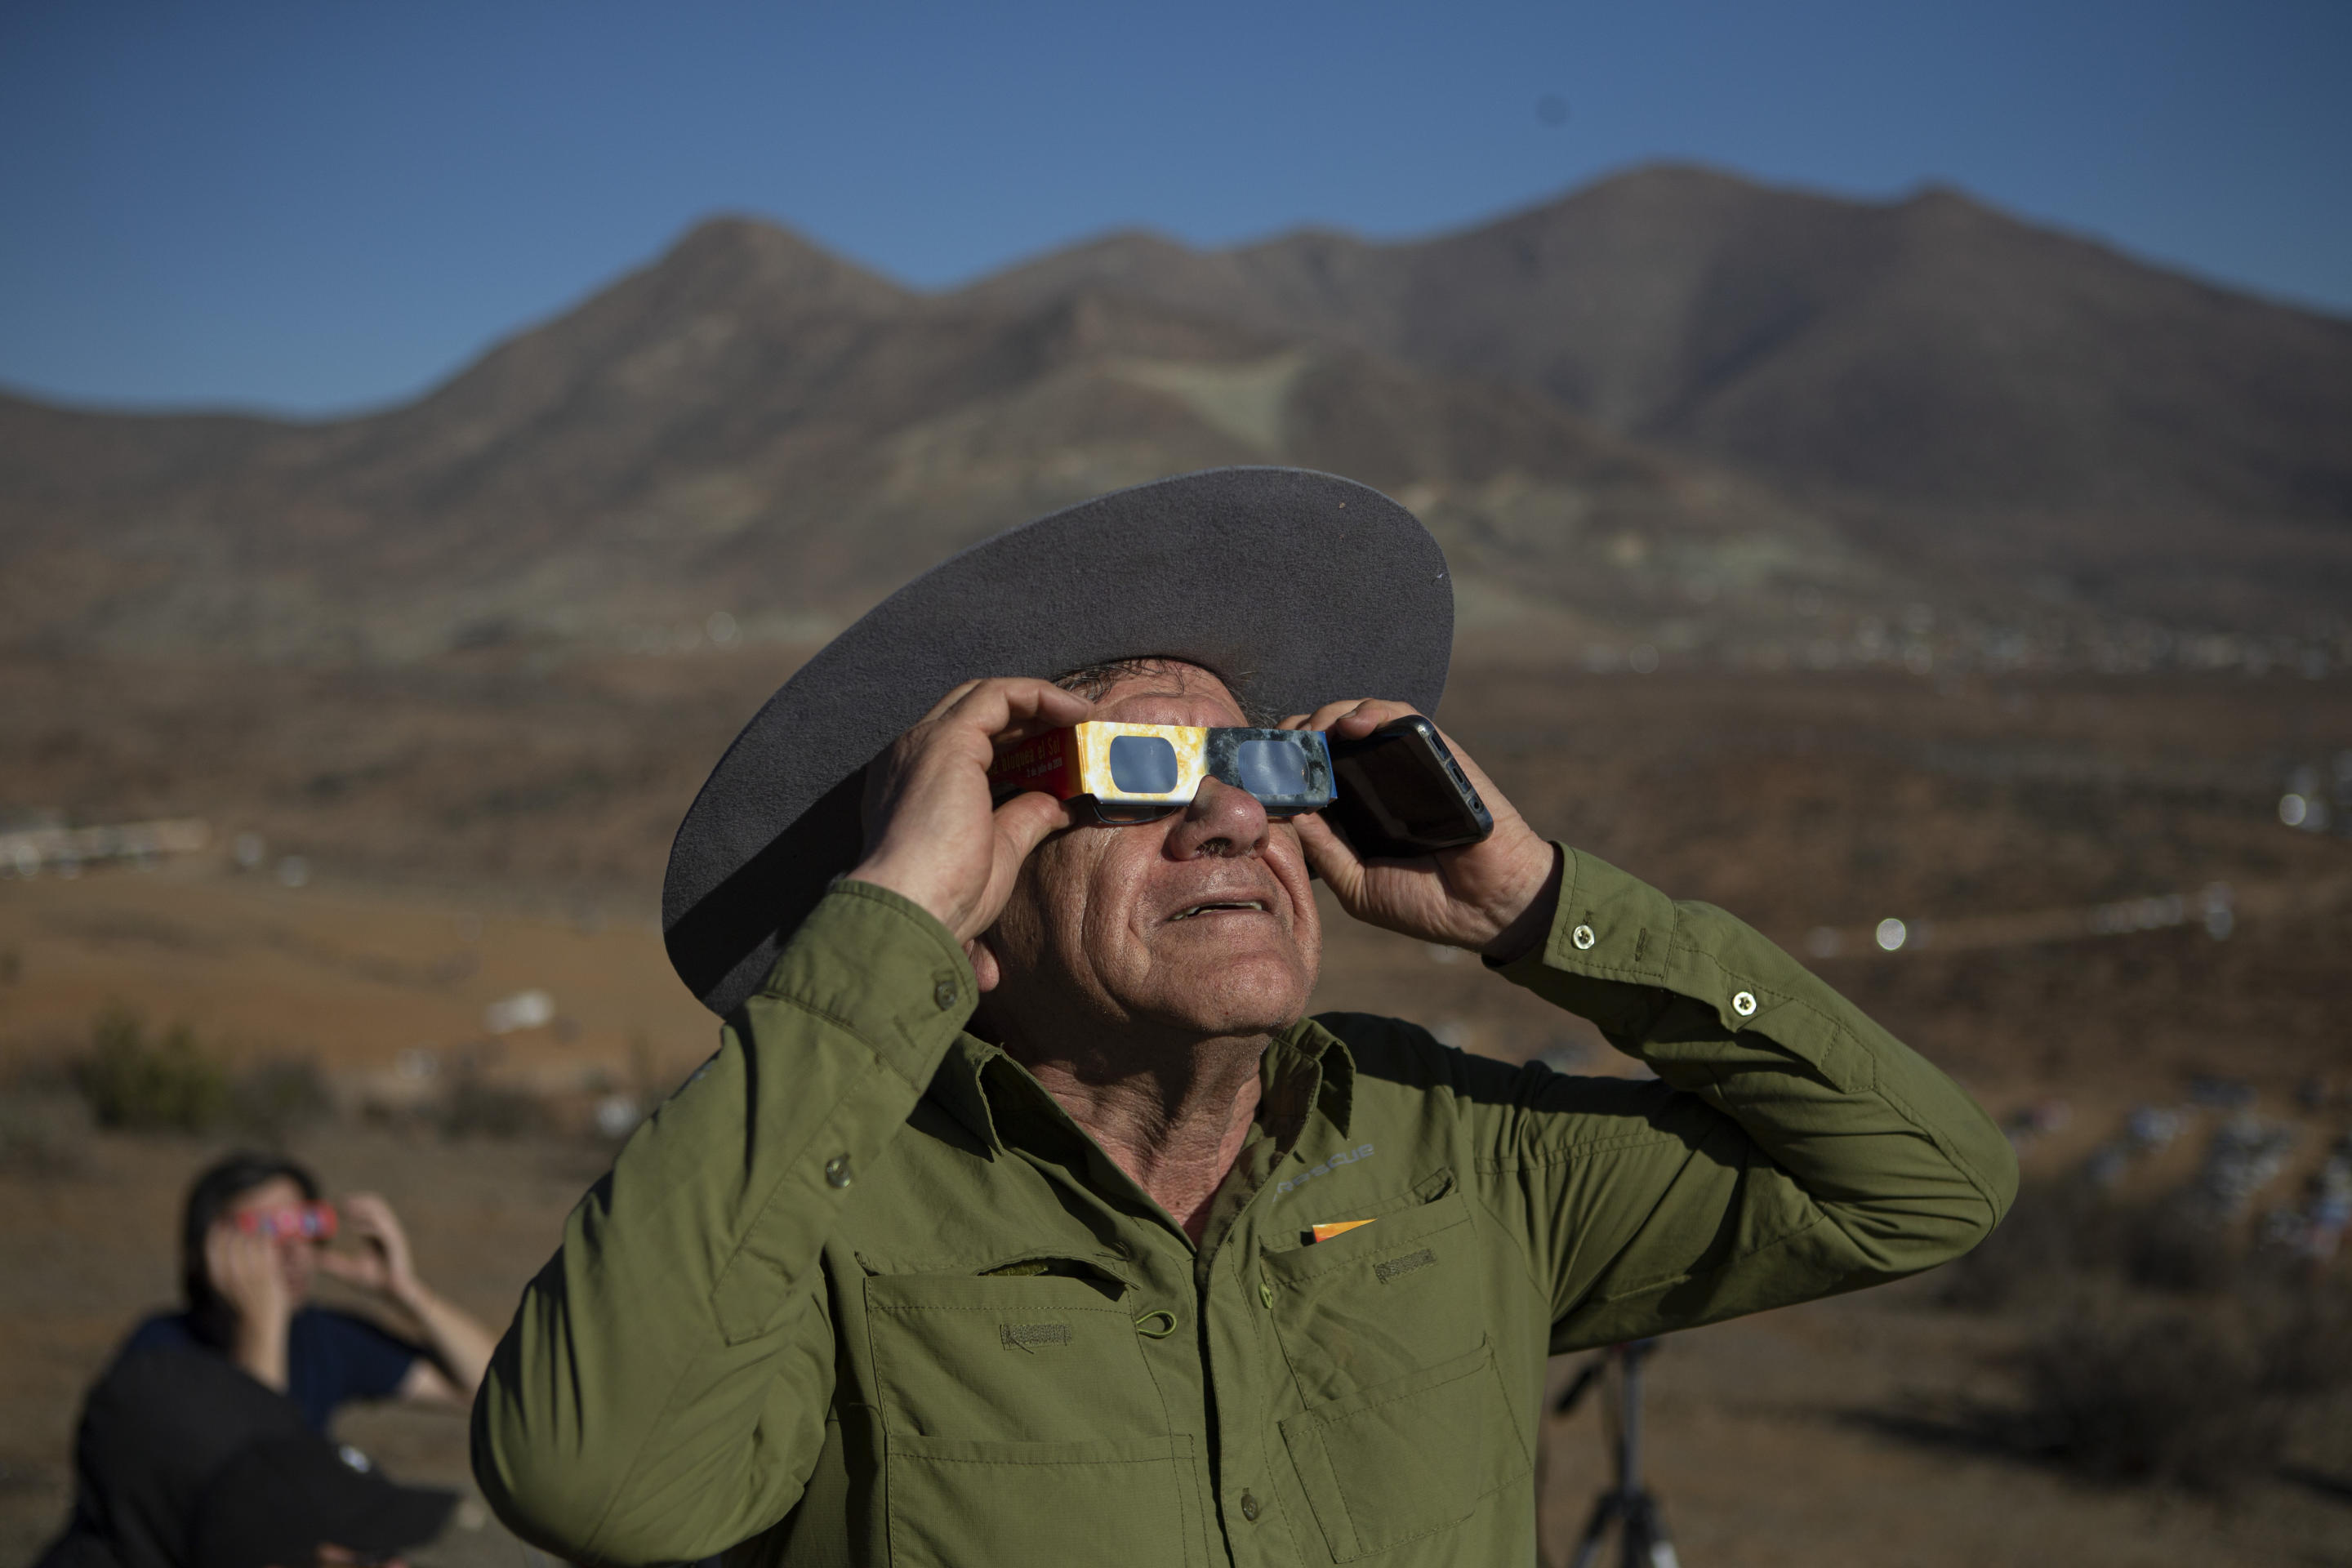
[924,1036,1015,1153]
[1263,1017,1356,1141]
[927,1018,1356,1155]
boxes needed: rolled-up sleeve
[472,881,976,1565]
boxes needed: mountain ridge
[964,163,2352,521]
[2,163,2346,670]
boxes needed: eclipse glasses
[988,715,1498,854]
[234,1202,339,1241]
[988,723,1334,824]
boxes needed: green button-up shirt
[474,849,2015,1567]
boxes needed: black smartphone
[1323,715,1494,857]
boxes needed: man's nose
[1167,777,1270,859]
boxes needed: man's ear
[964,935,1003,993]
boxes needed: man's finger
[915,678,989,725]
[1291,811,1365,892]
[902,681,1089,777]
[991,791,1076,864]
[905,792,1071,942]
[1298,697,1419,737]
[1294,699,1359,733]
[951,677,1092,737]
[1333,699,1419,737]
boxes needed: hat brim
[662,466,1454,1016]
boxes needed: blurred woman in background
[38,1152,497,1568]
[123,1151,496,1427]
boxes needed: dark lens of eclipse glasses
[1106,734,1181,795]
[1087,728,1330,824]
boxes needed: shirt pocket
[1276,1338,1528,1562]
[1259,1179,1529,1561]
[863,1266,1207,1568]
[1259,1176,1486,1407]
[862,1263,1160,1441]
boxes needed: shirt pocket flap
[1261,1178,1471,1290]
[862,1267,1163,1442]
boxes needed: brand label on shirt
[1277,1143,1374,1197]
[998,1322,1073,1352]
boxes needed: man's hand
[849,678,1093,943]
[1284,700,1561,960]
[316,1192,418,1307]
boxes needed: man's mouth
[1168,900,1269,921]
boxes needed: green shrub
[2017,1291,2290,1490]
[1941,1178,2352,1493]
[75,1007,230,1133]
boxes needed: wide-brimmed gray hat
[662,466,1454,1015]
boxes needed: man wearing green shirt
[474,469,2016,1566]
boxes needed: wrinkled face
[225,1175,318,1301]
[978,664,1322,1049]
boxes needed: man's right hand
[848,678,1092,944]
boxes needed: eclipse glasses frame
[234,1201,340,1241]
[987,722,1334,825]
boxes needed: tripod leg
[1566,1492,1620,1568]
[1624,1490,1679,1568]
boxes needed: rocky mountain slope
[3,164,2345,667]
[973,164,2352,520]
[968,164,2352,624]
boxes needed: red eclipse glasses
[235,1202,339,1241]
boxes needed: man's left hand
[1283,700,1561,960]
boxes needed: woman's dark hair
[180,1151,319,1342]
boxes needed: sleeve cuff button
[933,978,960,1010]
[1731,990,1757,1018]
[824,1154,854,1189]
[1570,924,1597,951]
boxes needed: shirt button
[1240,1492,1261,1522]
[1258,1281,1275,1310]
[1731,991,1757,1018]
[823,1154,854,1188]
[933,978,960,1010]
[1570,923,1597,951]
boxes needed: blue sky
[2,0,2346,415]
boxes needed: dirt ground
[7,1124,2349,1568]
[3,655,2350,1564]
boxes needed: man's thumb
[991,791,1070,860]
